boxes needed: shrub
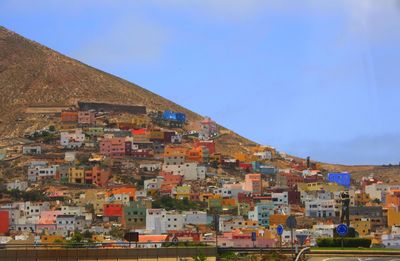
[316,237,371,248]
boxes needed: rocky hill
[0,26,255,156]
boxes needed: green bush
[316,237,371,248]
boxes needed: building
[22,145,41,155]
[27,162,58,182]
[78,110,96,125]
[100,137,127,158]
[248,202,274,227]
[305,199,338,218]
[6,180,28,191]
[198,117,218,140]
[122,201,147,229]
[162,163,206,181]
[104,204,123,218]
[60,129,85,148]
[243,174,262,195]
[84,166,111,187]
[68,167,85,184]
[0,210,9,234]
[327,172,351,188]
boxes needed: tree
[109,226,125,240]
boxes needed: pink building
[39,210,62,225]
[85,166,111,187]
[218,231,275,248]
[78,111,96,125]
[243,174,262,195]
[100,137,126,158]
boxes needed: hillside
[0,26,255,156]
[1,26,400,182]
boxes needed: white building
[139,163,161,172]
[144,177,164,193]
[27,162,58,182]
[6,180,28,191]
[60,129,85,149]
[365,184,400,203]
[162,163,206,181]
[146,209,166,234]
[305,199,338,218]
[22,145,41,155]
[382,234,400,248]
[184,211,209,225]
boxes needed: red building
[85,166,111,187]
[239,163,253,172]
[0,210,9,235]
[61,111,78,122]
[103,204,123,217]
[160,172,182,186]
[194,140,216,155]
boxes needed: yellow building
[351,219,371,237]
[354,192,371,206]
[269,214,288,228]
[387,207,400,227]
[68,167,85,184]
[175,185,191,200]
[298,182,344,193]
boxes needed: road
[308,257,400,261]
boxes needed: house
[162,163,206,181]
[198,117,218,140]
[146,209,166,234]
[122,201,147,229]
[61,111,78,123]
[68,167,85,184]
[78,110,96,125]
[60,129,85,148]
[194,140,216,155]
[163,211,185,232]
[100,137,127,158]
[382,233,400,248]
[27,162,58,182]
[349,206,385,231]
[104,204,123,219]
[136,235,168,248]
[327,172,351,188]
[6,180,28,191]
[162,110,186,123]
[248,202,274,227]
[139,163,161,172]
[184,211,210,225]
[0,211,9,235]
[56,215,86,236]
[22,145,41,155]
[305,199,338,218]
[242,174,262,195]
[85,166,111,187]
[144,177,164,195]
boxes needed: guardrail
[0,242,217,261]
[295,247,310,261]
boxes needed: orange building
[164,145,188,157]
[269,214,288,227]
[386,189,400,207]
[85,166,111,188]
[61,111,78,122]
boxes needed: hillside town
[0,102,400,249]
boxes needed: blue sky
[1,0,400,165]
